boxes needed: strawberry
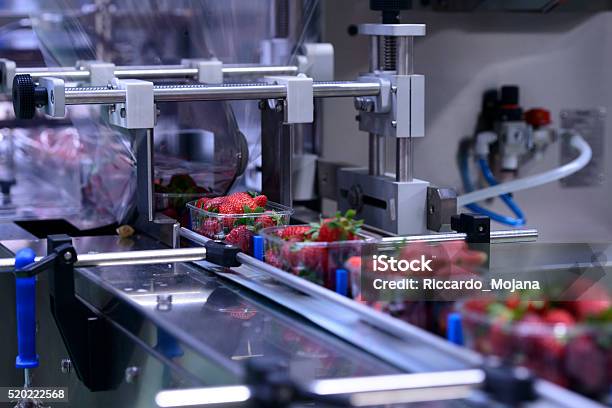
[253,195,268,208]
[195,197,211,209]
[565,335,608,395]
[220,192,257,214]
[300,246,328,272]
[200,218,220,239]
[310,210,363,243]
[225,225,254,253]
[544,309,575,326]
[265,249,283,268]
[255,215,276,229]
[278,226,312,241]
[204,197,225,212]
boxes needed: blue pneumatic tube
[14,247,39,369]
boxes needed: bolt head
[63,251,73,261]
[60,358,71,374]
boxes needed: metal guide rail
[22,64,299,81]
[41,80,380,104]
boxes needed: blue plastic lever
[335,269,348,297]
[446,312,464,346]
[253,235,264,261]
[14,248,39,369]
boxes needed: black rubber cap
[12,74,36,119]
[500,85,519,106]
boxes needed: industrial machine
[0,1,608,407]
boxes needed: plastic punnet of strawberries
[264,210,365,289]
[461,284,612,399]
[191,192,288,254]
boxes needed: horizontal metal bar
[153,370,484,407]
[62,81,381,105]
[18,64,299,82]
[26,69,90,80]
[381,229,538,244]
[0,247,207,270]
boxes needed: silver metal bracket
[38,77,66,118]
[0,58,16,92]
[297,43,335,81]
[265,74,313,124]
[76,60,116,86]
[337,168,430,235]
[181,58,223,84]
[108,79,155,129]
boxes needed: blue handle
[15,248,39,369]
[335,269,348,297]
[253,235,264,261]
[155,328,184,359]
[446,312,464,346]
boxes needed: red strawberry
[544,309,575,326]
[311,210,363,243]
[279,226,311,241]
[300,246,328,272]
[204,197,225,212]
[225,225,254,253]
[220,192,257,214]
[200,218,220,239]
[253,195,268,208]
[265,249,283,268]
[195,197,211,209]
[255,215,275,229]
[565,335,608,395]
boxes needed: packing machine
[0,1,606,407]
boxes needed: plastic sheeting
[10,0,318,228]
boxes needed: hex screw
[63,251,73,261]
[60,358,71,374]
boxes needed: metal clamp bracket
[109,78,155,129]
[76,60,116,86]
[265,74,314,124]
[297,43,335,81]
[181,58,223,84]
[0,58,16,92]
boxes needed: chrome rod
[0,247,207,270]
[381,229,539,244]
[27,69,90,80]
[17,64,299,82]
[63,81,381,105]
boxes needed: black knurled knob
[13,74,36,119]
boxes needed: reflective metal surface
[62,81,382,105]
[1,235,399,386]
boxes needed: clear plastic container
[155,192,208,225]
[260,225,375,294]
[459,301,612,398]
[187,200,293,241]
